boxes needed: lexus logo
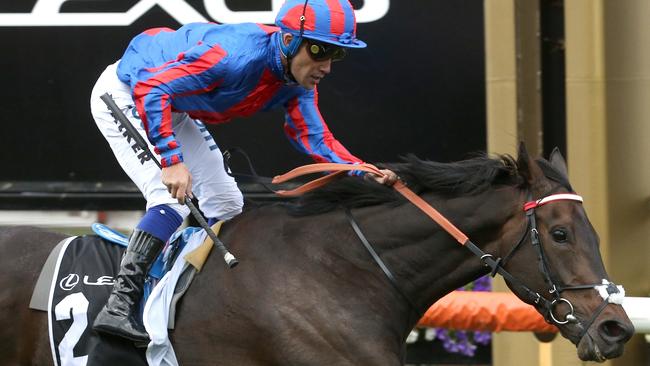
[59,274,79,291]
[0,0,389,27]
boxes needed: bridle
[271,163,626,341]
[490,192,624,340]
[346,190,625,341]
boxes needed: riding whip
[100,93,238,269]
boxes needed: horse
[0,144,634,365]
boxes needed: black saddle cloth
[48,235,146,366]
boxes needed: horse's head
[502,143,633,362]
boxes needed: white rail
[623,297,650,333]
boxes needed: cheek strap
[279,34,303,59]
[278,34,301,83]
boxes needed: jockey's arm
[282,88,397,186]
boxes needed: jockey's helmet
[275,0,367,58]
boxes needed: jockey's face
[283,34,332,90]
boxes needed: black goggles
[305,40,347,62]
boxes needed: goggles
[305,40,347,62]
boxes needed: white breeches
[90,61,243,220]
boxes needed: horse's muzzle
[576,319,634,362]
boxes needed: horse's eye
[551,229,568,243]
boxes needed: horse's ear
[516,142,544,184]
[549,147,569,178]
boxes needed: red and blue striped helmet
[275,0,366,57]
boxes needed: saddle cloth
[30,226,216,366]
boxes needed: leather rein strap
[272,163,469,245]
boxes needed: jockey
[90,0,398,342]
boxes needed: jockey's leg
[93,204,184,341]
[93,225,168,341]
[90,63,241,342]
[89,63,191,341]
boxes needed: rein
[273,163,626,340]
[273,163,469,243]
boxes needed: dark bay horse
[0,145,633,365]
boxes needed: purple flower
[473,275,492,292]
[473,330,491,345]
[431,276,492,357]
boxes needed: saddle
[29,224,211,314]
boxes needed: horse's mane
[287,154,524,216]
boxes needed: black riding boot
[93,229,164,342]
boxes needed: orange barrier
[417,291,559,333]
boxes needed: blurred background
[1,0,648,365]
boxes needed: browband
[523,193,583,211]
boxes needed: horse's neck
[358,186,524,313]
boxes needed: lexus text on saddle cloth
[0,0,390,26]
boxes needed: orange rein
[272,163,469,245]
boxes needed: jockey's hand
[162,162,193,204]
[368,169,398,186]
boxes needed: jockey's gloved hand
[162,162,194,204]
[366,169,398,186]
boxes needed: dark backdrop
[0,0,486,208]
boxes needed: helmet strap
[283,0,308,59]
[283,34,303,58]
[280,0,309,83]
[285,57,298,84]
[278,0,310,84]
[278,33,299,84]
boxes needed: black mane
[288,154,522,216]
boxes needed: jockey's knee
[162,203,191,220]
[196,186,243,221]
[148,186,243,223]
[218,191,244,221]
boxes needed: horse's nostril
[599,320,631,341]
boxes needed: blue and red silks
[116,22,362,167]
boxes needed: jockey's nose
[320,59,332,74]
